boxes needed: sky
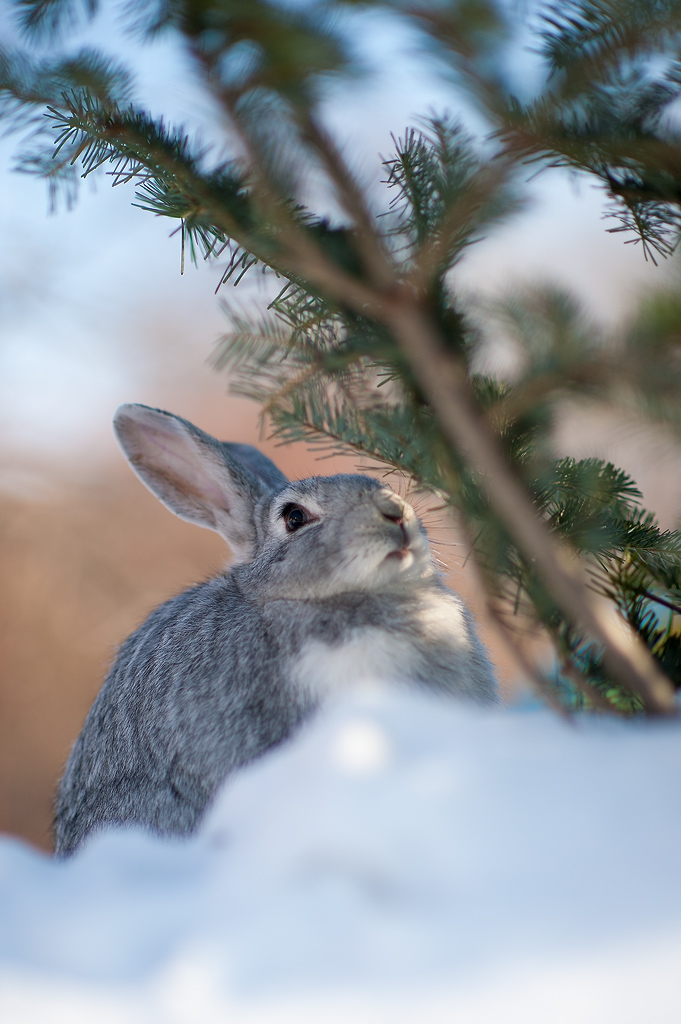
[0,0,678,479]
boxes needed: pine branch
[539,0,681,76]
[0,45,131,127]
[17,0,98,40]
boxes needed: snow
[1,687,680,1023]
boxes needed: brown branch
[295,110,395,291]
[454,515,573,716]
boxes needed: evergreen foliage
[4,0,681,713]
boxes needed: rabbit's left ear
[220,441,289,493]
[113,404,288,561]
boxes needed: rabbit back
[54,575,314,854]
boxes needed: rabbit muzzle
[372,491,428,570]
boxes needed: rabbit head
[114,404,435,600]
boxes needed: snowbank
[1,688,680,1023]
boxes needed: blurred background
[2,2,681,850]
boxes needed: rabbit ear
[113,404,288,561]
[220,442,289,492]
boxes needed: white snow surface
[1,687,680,1023]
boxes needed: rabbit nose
[376,492,406,523]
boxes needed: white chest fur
[293,629,418,699]
[292,589,473,700]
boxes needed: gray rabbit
[54,404,497,855]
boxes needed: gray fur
[54,404,497,855]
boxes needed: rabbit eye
[282,504,309,532]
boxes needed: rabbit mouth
[385,547,412,562]
[383,542,420,573]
